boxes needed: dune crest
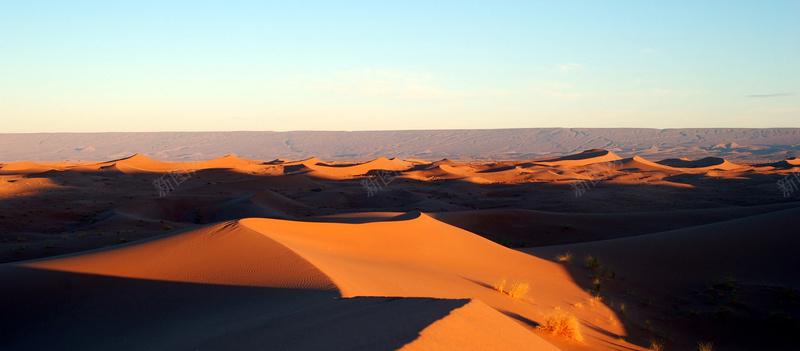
[619,156,679,172]
[236,213,624,347]
[533,149,623,167]
[19,221,336,289]
[202,154,255,168]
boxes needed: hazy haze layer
[1,128,798,162]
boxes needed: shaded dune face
[656,156,743,170]
[526,206,800,351]
[4,214,572,350]
[1,149,798,350]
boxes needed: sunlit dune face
[0,176,64,197]
[18,221,338,290]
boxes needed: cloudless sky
[1,1,798,132]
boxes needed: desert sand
[1,149,799,350]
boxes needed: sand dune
[533,149,623,167]
[299,157,413,179]
[435,164,494,183]
[0,177,63,197]
[402,164,465,181]
[3,213,604,350]
[202,154,257,168]
[18,220,335,288]
[0,161,56,174]
[400,299,561,351]
[526,207,800,350]
[528,207,800,290]
[619,156,680,172]
[99,153,177,171]
[431,202,800,246]
[1,149,798,350]
[202,190,310,221]
[657,156,743,170]
[756,157,800,170]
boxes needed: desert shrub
[644,319,653,331]
[494,277,529,299]
[585,255,600,271]
[649,338,665,351]
[593,277,602,292]
[494,277,507,293]
[538,310,583,341]
[507,282,529,298]
[588,294,602,307]
[556,252,573,263]
[697,341,713,351]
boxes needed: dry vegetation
[493,277,506,294]
[556,251,573,263]
[585,254,601,271]
[493,277,529,299]
[648,338,665,351]
[537,309,584,342]
[507,282,530,299]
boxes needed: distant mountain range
[1,128,798,162]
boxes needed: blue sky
[1,1,798,132]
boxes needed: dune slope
[2,214,602,350]
[525,207,800,350]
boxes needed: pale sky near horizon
[1,1,798,133]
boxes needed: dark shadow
[302,211,422,224]
[463,277,494,290]
[282,164,308,173]
[500,310,541,329]
[0,266,469,351]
